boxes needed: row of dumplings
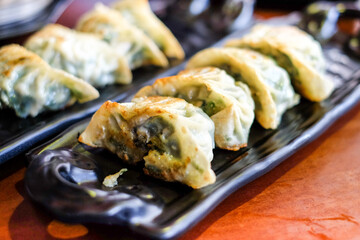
[0,0,184,118]
[79,24,334,189]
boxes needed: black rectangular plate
[25,14,360,240]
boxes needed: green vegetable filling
[244,46,301,85]
[202,101,217,116]
[220,64,245,82]
[138,117,181,159]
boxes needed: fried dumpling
[111,0,184,60]
[186,48,300,129]
[134,67,254,150]
[76,4,168,69]
[25,24,132,88]
[79,97,216,189]
[0,44,99,118]
[225,24,333,102]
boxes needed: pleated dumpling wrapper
[225,24,333,102]
[76,4,168,69]
[0,44,99,118]
[186,48,300,129]
[78,97,216,189]
[134,67,255,150]
[111,0,184,60]
[25,24,132,88]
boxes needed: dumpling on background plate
[25,24,132,88]
[76,4,168,69]
[186,47,300,129]
[111,0,185,60]
[79,97,216,189]
[134,67,255,150]
[225,24,333,102]
[0,44,99,118]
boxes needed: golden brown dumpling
[79,97,216,189]
[134,67,255,150]
[226,24,333,102]
[186,47,300,129]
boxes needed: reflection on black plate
[25,14,360,240]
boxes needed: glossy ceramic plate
[25,14,360,239]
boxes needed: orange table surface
[1,2,360,240]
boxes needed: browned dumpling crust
[79,97,216,189]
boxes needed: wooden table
[1,1,360,240]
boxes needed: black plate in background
[25,14,360,240]
[0,0,251,164]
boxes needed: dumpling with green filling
[25,24,132,88]
[225,24,333,102]
[134,67,254,150]
[111,0,184,60]
[186,48,300,129]
[0,44,99,118]
[76,4,168,69]
[79,97,215,189]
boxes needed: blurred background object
[0,0,72,42]
[164,0,255,32]
[295,1,360,58]
[298,1,342,42]
[256,0,357,10]
[2,0,360,58]
[155,0,256,56]
[298,1,360,41]
[0,0,255,55]
[0,0,52,25]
